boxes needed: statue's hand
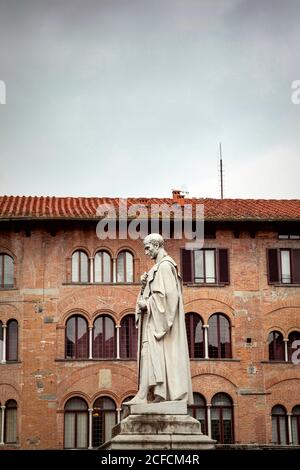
[140,272,148,286]
[138,300,147,311]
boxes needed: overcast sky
[0,0,299,199]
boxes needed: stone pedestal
[99,401,216,450]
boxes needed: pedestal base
[99,401,216,450]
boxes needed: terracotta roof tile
[0,195,299,221]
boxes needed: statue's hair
[143,233,164,247]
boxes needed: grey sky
[0,0,299,199]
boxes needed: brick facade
[0,196,300,449]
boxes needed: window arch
[93,315,116,359]
[208,313,231,359]
[94,250,112,283]
[92,397,117,447]
[288,331,300,361]
[0,253,14,288]
[65,315,88,359]
[6,319,18,362]
[120,314,138,359]
[4,400,17,444]
[116,250,134,283]
[272,405,288,445]
[185,313,204,358]
[188,393,207,434]
[71,250,89,283]
[211,393,234,444]
[291,405,300,445]
[64,397,88,449]
[268,331,285,361]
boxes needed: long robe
[136,255,193,404]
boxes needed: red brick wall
[0,222,300,448]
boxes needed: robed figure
[126,233,193,405]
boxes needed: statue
[125,233,193,405]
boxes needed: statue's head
[143,233,164,259]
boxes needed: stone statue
[125,233,193,405]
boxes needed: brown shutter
[181,249,193,283]
[267,249,279,283]
[292,249,300,283]
[218,249,229,284]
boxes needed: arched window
[65,315,88,359]
[71,250,89,283]
[4,400,17,443]
[92,397,117,447]
[116,251,134,283]
[211,393,234,444]
[93,315,116,359]
[0,253,14,288]
[188,393,207,434]
[268,331,285,361]
[120,314,138,359]
[185,313,204,358]
[291,405,300,445]
[6,319,18,362]
[64,397,88,449]
[94,251,112,283]
[272,405,288,445]
[288,331,300,361]
[208,314,231,359]
[0,320,3,362]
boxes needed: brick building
[0,193,300,449]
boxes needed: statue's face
[144,241,160,259]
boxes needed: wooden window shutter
[267,249,279,283]
[181,249,193,283]
[292,249,300,283]
[218,249,229,284]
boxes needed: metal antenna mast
[219,142,224,199]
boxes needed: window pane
[93,317,103,358]
[66,317,75,359]
[212,393,231,407]
[205,250,215,283]
[194,251,204,282]
[120,315,138,359]
[5,406,17,443]
[208,315,218,358]
[4,255,14,287]
[281,250,291,283]
[219,315,231,358]
[72,252,79,282]
[117,253,125,282]
[126,252,133,282]
[103,252,111,282]
[94,252,102,282]
[104,410,116,442]
[104,317,115,358]
[272,416,278,443]
[279,416,287,445]
[291,416,300,444]
[76,412,88,448]
[80,252,89,282]
[64,413,75,448]
[77,317,88,358]
[7,320,18,361]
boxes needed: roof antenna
[219,142,224,199]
